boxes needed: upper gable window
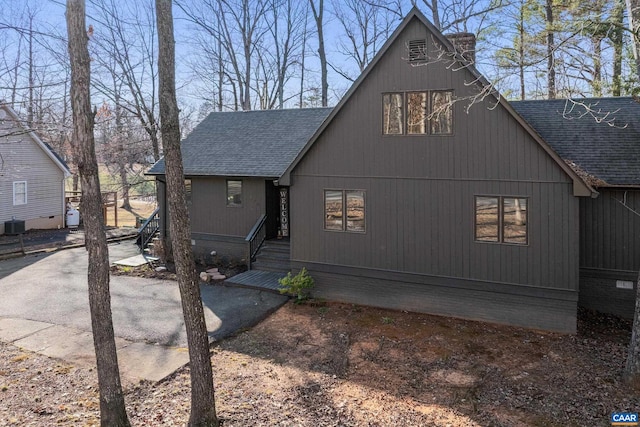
[383,93,403,134]
[383,90,453,136]
[407,92,427,134]
[431,91,453,135]
[408,39,427,62]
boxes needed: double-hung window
[13,181,27,205]
[324,190,365,233]
[475,196,528,244]
[383,90,453,136]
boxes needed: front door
[265,181,279,239]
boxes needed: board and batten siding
[289,17,580,332]
[579,189,640,318]
[181,177,266,261]
[0,120,65,233]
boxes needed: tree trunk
[611,0,624,96]
[65,1,130,426]
[310,0,328,107]
[155,1,219,426]
[519,3,525,100]
[545,0,556,99]
[591,36,603,97]
[626,0,640,83]
[119,165,131,210]
[624,271,640,387]
[27,14,34,128]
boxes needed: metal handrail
[245,214,267,268]
[136,207,160,252]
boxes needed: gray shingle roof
[148,107,332,177]
[512,97,640,186]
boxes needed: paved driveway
[0,240,287,381]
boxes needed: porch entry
[265,181,289,239]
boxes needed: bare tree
[626,0,640,82]
[623,0,640,389]
[156,0,220,425]
[265,0,307,109]
[330,0,394,81]
[309,0,328,106]
[66,1,130,425]
[610,0,625,96]
[180,0,270,111]
[89,0,161,161]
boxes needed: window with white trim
[13,181,26,205]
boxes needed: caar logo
[611,412,639,426]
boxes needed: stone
[210,274,226,281]
[206,268,219,274]
[199,272,210,282]
[155,266,168,272]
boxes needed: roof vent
[408,39,427,62]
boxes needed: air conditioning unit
[5,219,25,235]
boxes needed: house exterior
[148,107,332,260]
[149,9,606,333]
[0,103,70,234]
[512,98,640,319]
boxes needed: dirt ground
[104,198,157,228]
[1,297,638,427]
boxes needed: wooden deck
[225,270,287,293]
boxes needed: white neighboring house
[0,103,70,234]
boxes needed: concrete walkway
[0,318,188,383]
[0,239,288,383]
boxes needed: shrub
[278,267,314,303]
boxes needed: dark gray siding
[289,17,580,331]
[291,261,577,333]
[579,189,640,318]
[158,176,266,263]
[189,177,265,237]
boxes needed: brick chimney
[445,32,476,64]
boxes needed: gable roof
[512,97,640,187]
[0,103,71,176]
[279,7,595,197]
[147,107,332,178]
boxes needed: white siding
[0,116,65,231]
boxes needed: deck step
[225,270,286,293]
[252,239,290,273]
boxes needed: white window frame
[13,181,27,206]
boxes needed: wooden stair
[251,239,290,272]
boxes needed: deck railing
[136,207,160,252]
[245,214,267,269]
